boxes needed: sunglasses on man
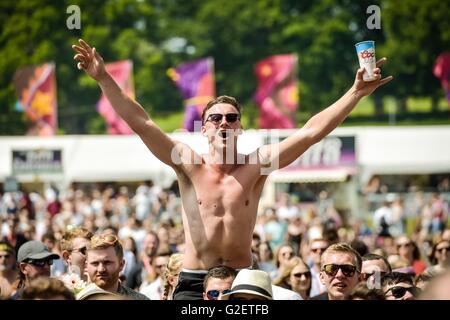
[25,259,54,267]
[322,264,358,277]
[206,289,232,300]
[205,113,240,124]
[71,246,87,256]
[385,286,421,299]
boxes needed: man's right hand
[72,39,107,82]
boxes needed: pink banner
[254,54,298,129]
[433,52,450,106]
[97,60,134,134]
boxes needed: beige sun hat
[76,283,119,300]
[220,269,273,300]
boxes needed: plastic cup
[355,40,377,82]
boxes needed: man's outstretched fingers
[72,45,88,56]
[379,76,394,86]
[79,39,91,49]
[376,57,387,67]
[93,48,102,60]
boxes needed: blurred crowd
[1,181,449,300]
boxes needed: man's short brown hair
[60,227,93,251]
[88,233,123,260]
[201,95,241,122]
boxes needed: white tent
[1,126,450,187]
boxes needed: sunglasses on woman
[385,286,421,299]
[205,113,240,124]
[436,246,449,253]
[206,289,232,300]
[292,271,311,279]
[322,264,358,277]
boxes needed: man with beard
[85,233,148,300]
[12,240,60,299]
[312,243,361,300]
[73,39,392,299]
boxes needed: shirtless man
[72,39,392,299]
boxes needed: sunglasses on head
[292,271,311,279]
[91,234,119,246]
[385,286,421,299]
[322,264,358,277]
[361,271,388,281]
[206,289,231,300]
[26,259,53,267]
[205,113,240,124]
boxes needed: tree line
[0,0,449,134]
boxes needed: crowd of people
[1,183,449,300]
[1,39,448,301]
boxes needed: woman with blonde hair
[162,253,184,300]
[273,256,312,300]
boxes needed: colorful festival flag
[13,63,58,136]
[167,58,215,131]
[433,52,450,106]
[97,60,135,134]
[254,54,298,129]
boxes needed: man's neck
[207,146,240,171]
[104,281,121,293]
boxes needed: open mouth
[333,282,347,290]
[219,130,229,139]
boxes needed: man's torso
[177,154,267,269]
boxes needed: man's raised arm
[72,39,193,169]
[258,58,393,171]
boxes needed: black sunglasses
[206,289,231,300]
[26,259,53,267]
[385,286,421,299]
[311,247,327,254]
[205,113,240,124]
[71,246,87,256]
[322,264,358,277]
[292,271,311,278]
[436,246,450,253]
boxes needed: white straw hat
[220,269,273,300]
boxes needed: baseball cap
[17,240,60,263]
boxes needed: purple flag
[168,58,215,131]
